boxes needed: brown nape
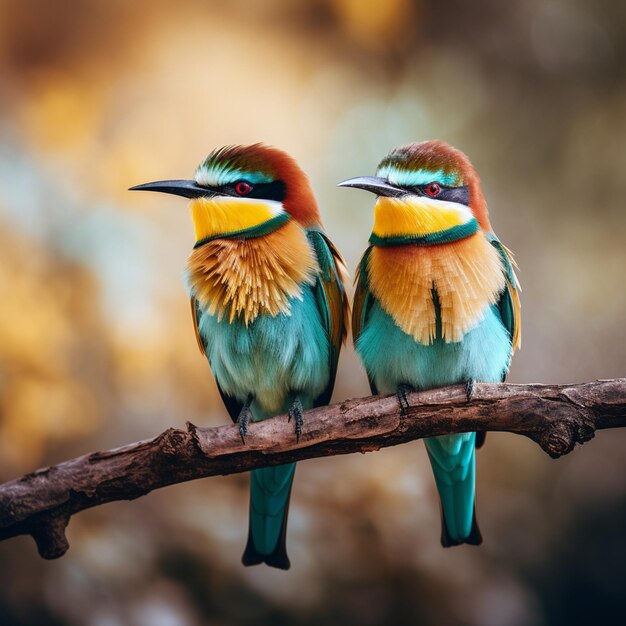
[256,145,322,228]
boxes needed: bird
[131,143,349,568]
[339,140,520,546]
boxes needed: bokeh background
[0,1,625,624]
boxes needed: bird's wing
[306,229,350,407]
[476,235,521,449]
[190,297,207,357]
[487,233,522,355]
[352,247,378,395]
[190,296,242,423]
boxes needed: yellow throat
[372,196,473,238]
[190,196,283,242]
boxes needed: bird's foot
[288,398,304,442]
[237,396,253,444]
[465,379,475,403]
[397,384,414,415]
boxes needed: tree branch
[1,380,624,559]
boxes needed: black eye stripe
[248,181,286,202]
[221,180,286,202]
[409,184,469,206]
[438,185,470,205]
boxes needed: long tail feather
[441,505,483,547]
[475,431,487,449]
[425,433,482,547]
[242,463,295,569]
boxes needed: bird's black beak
[129,179,219,199]
[337,176,406,198]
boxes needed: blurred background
[0,0,625,624]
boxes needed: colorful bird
[131,144,349,568]
[339,140,520,546]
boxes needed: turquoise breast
[196,286,330,417]
[356,299,511,393]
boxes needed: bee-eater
[339,140,520,546]
[131,144,349,568]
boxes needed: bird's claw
[237,397,253,444]
[465,379,475,403]
[397,384,413,415]
[288,398,304,442]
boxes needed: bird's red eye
[426,183,441,197]
[235,181,252,195]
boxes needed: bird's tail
[242,462,296,569]
[425,433,483,547]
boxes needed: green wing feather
[487,234,522,354]
[477,234,521,447]
[306,229,350,407]
[190,296,207,357]
[352,247,378,395]
[191,296,243,423]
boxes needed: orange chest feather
[368,232,505,344]
[187,222,318,325]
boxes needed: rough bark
[0,379,624,559]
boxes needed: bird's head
[339,140,492,243]
[131,143,321,246]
